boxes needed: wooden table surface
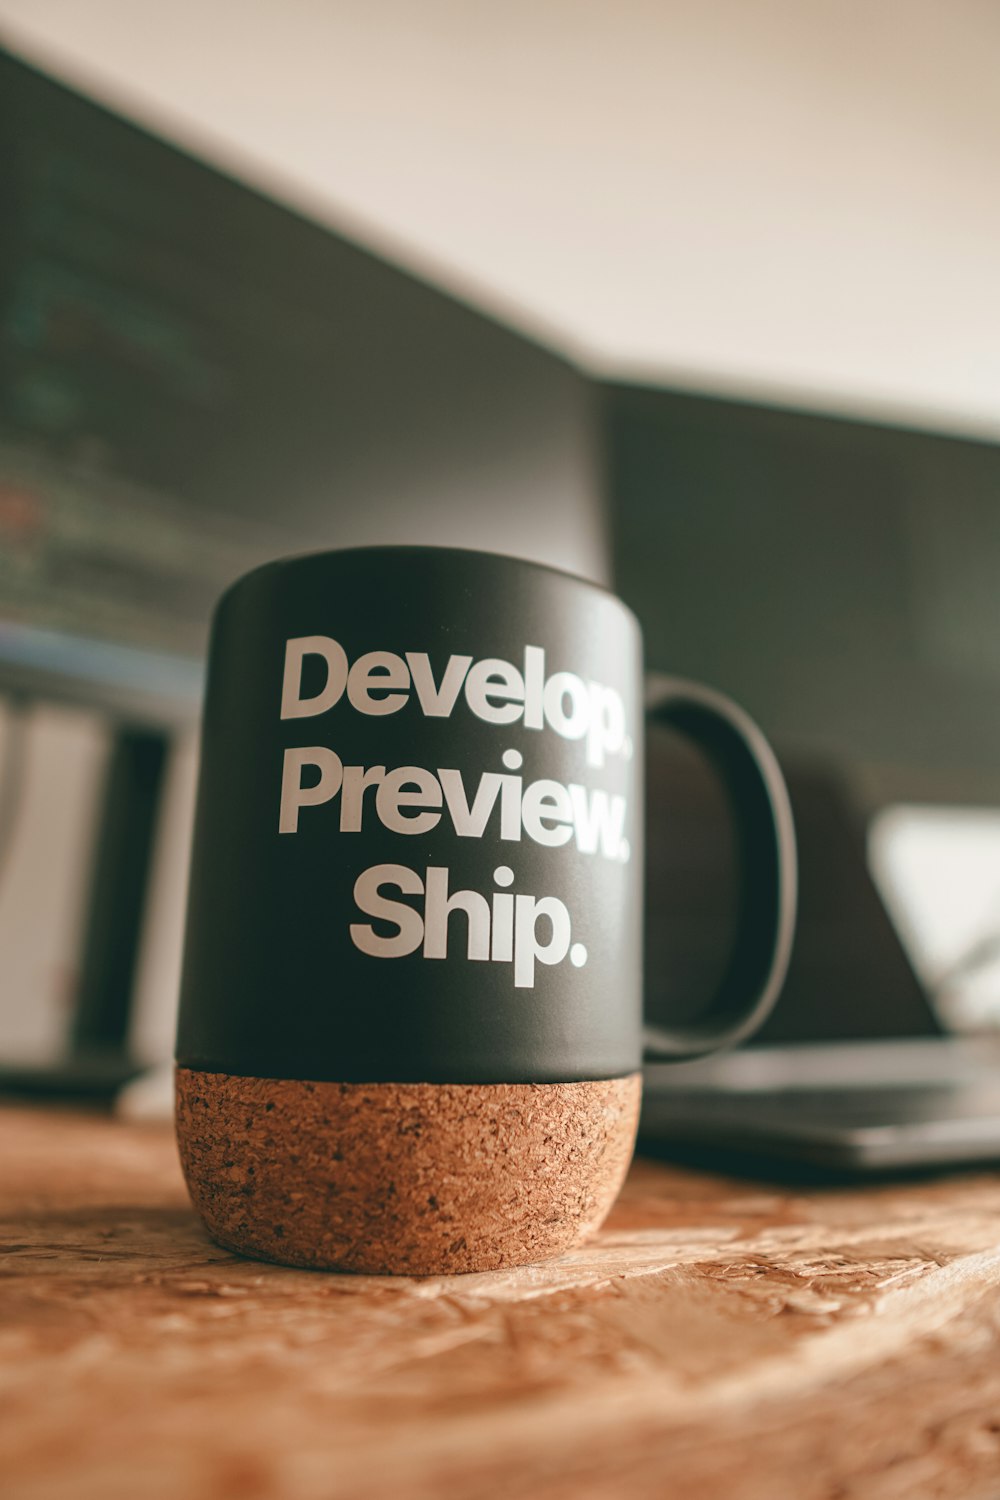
[3,1104,1000,1500]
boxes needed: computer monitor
[605,385,1000,1041]
[606,382,1000,810]
[0,49,600,727]
[0,48,598,1088]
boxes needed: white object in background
[128,730,199,1068]
[869,805,1000,1031]
[116,1060,174,1121]
[118,734,210,1122]
[0,700,110,1059]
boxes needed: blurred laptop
[639,753,1000,1172]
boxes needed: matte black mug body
[175,546,795,1273]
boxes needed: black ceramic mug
[176,546,795,1273]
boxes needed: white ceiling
[2,0,999,438]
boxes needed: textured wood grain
[3,1105,1000,1500]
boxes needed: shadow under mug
[175,546,796,1274]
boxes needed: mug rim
[215,542,642,632]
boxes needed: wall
[1,0,998,438]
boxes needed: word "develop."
[281,635,631,769]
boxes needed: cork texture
[175,1068,641,1275]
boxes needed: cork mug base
[175,1067,641,1275]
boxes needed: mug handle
[642,676,798,1060]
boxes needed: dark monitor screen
[606,382,1000,810]
[0,50,594,726]
[0,53,333,719]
